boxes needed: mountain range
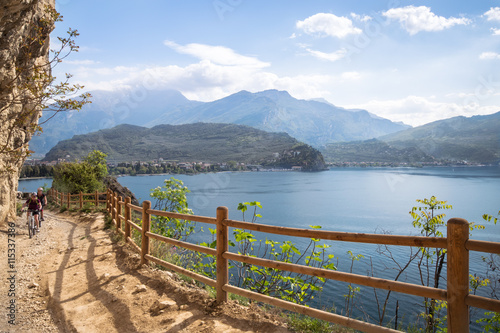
[31,89,409,156]
[322,112,500,164]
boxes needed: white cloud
[67,57,334,103]
[296,13,362,38]
[383,6,471,35]
[303,48,347,62]
[350,13,372,22]
[485,7,500,22]
[479,52,500,60]
[491,28,500,35]
[345,96,499,126]
[163,40,270,69]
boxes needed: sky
[51,0,500,127]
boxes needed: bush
[52,150,108,194]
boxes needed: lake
[19,166,500,330]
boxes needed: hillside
[321,111,500,164]
[321,139,436,164]
[29,89,409,156]
[43,123,326,170]
[380,111,500,163]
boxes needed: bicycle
[26,209,38,239]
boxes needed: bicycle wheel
[28,217,33,239]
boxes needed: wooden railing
[55,188,500,332]
[48,188,107,209]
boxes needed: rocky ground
[0,208,292,333]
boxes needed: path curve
[0,209,291,333]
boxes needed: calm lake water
[19,167,500,330]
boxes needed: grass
[16,202,23,216]
[286,312,355,333]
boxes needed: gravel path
[0,211,63,332]
[0,208,291,333]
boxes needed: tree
[1,5,90,175]
[52,150,108,194]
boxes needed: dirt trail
[0,209,291,333]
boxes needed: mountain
[42,123,326,171]
[322,111,500,164]
[30,89,409,156]
[30,89,201,156]
[167,90,410,147]
[380,111,500,163]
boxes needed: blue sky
[52,0,500,126]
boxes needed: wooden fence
[48,188,107,209]
[51,188,500,332]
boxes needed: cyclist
[23,192,42,232]
[37,187,47,223]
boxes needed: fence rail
[48,188,107,209]
[49,188,500,333]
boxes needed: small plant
[59,205,68,213]
[194,201,336,306]
[149,177,194,240]
[286,311,348,333]
[103,213,113,230]
[16,202,24,216]
[80,202,93,214]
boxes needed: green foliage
[286,312,338,333]
[343,251,364,318]
[409,197,490,332]
[477,312,500,332]
[79,202,94,214]
[410,196,452,239]
[43,123,325,171]
[194,201,336,306]
[410,196,452,331]
[83,150,108,180]
[16,202,23,216]
[149,177,194,240]
[52,150,108,194]
[482,211,499,224]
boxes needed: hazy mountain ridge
[321,112,500,164]
[30,89,409,156]
[42,123,326,171]
[172,90,410,146]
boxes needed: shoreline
[18,164,500,182]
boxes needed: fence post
[79,192,83,209]
[124,197,131,241]
[116,196,122,232]
[216,206,229,304]
[60,191,63,206]
[67,192,70,207]
[140,200,151,266]
[111,192,116,225]
[95,190,98,207]
[106,189,110,212]
[447,218,469,333]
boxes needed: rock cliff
[0,0,54,224]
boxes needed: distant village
[20,157,303,178]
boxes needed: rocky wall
[0,0,55,224]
